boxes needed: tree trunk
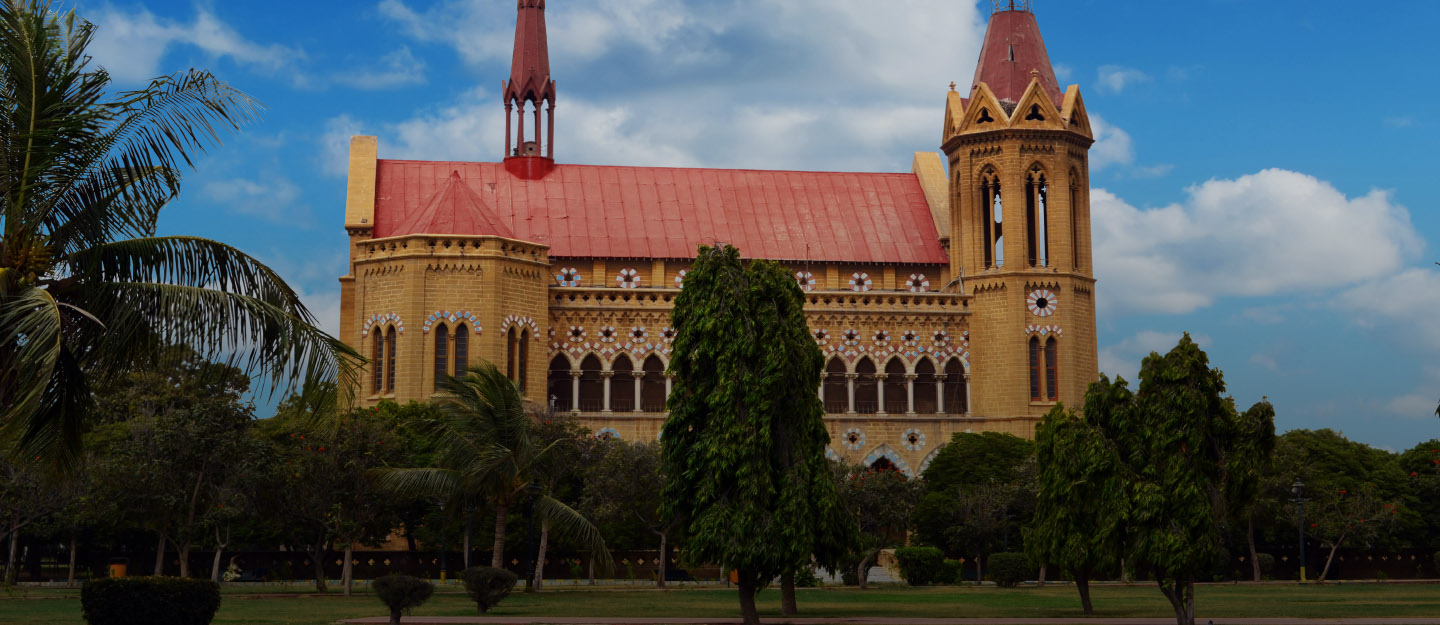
[588,555,595,585]
[464,508,473,569]
[1037,564,1046,587]
[1318,534,1346,583]
[1157,576,1195,625]
[389,605,403,625]
[4,527,18,585]
[975,555,983,587]
[178,541,191,578]
[856,548,878,590]
[490,502,509,569]
[153,532,166,577]
[781,569,797,616]
[1248,513,1261,582]
[210,549,224,583]
[311,544,328,592]
[737,569,760,625]
[342,545,355,596]
[1076,569,1094,616]
[656,532,667,589]
[67,534,78,588]
[532,520,549,591]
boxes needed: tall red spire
[502,0,557,178]
[971,5,1063,108]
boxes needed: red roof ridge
[393,170,515,238]
[375,158,923,178]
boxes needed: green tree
[913,431,1035,583]
[1307,483,1398,582]
[1228,400,1275,582]
[834,462,919,589]
[0,454,62,584]
[583,440,676,588]
[1025,403,1124,615]
[1092,335,1269,625]
[0,0,355,469]
[1396,441,1440,549]
[660,244,855,624]
[381,363,611,580]
[527,414,603,590]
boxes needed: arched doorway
[577,355,604,412]
[913,359,938,414]
[943,359,967,414]
[611,354,636,412]
[640,355,667,412]
[883,358,907,414]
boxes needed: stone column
[601,371,614,415]
[818,373,826,404]
[964,373,972,414]
[905,373,918,416]
[569,371,582,415]
[876,373,888,416]
[845,373,857,414]
[935,373,948,416]
[632,371,644,413]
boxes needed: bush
[939,559,962,585]
[893,547,945,586]
[793,567,821,587]
[460,567,518,614]
[987,552,1032,588]
[372,574,434,625]
[1256,553,1276,575]
[81,577,222,625]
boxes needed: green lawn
[4,582,1439,624]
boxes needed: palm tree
[0,1,356,468]
[382,363,612,575]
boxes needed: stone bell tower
[943,2,1098,419]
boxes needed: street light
[1291,478,1307,583]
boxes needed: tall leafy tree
[583,440,676,588]
[661,244,855,624]
[1026,403,1124,615]
[1227,400,1275,582]
[381,363,611,577]
[913,431,1036,583]
[833,462,919,590]
[0,0,355,469]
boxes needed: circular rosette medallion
[597,326,619,343]
[931,330,950,347]
[674,269,687,289]
[842,428,866,451]
[567,326,587,342]
[616,268,641,288]
[842,329,862,346]
[629,326,649,343]
[849,272,872,292]
[1026,289,1058,317]
[795,271,816,291]
[812,328,830,344]
[555,267,581,287]
[906,273,929,293]
[902,429,927,451]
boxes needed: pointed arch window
[981,172,1003,269]
[506,328,518,381]
[453,323,469,377]
[433,325,449,391]
[1045,337,1059,401]
[1070,173,1081,270]
[577,355,604,412]
[548,355,572,412]
[373,332,384,394]
[884,358,908,414]
[385,327,397,394]
[611,354,635,412]
[943,359,967,414]
[854,357,878,414]
[913,359,938,414]
[1028,336,1042,401]
[1026,167,1049,267]
[823,357,848,414]
[518,329,530,393]
[641,355,667,412]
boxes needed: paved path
[339,618,1440,625]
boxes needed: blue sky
[76,0,1440,450]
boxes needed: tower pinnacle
[502,0,557,176]
[972,3,1061,107]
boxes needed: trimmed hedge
[893,546,945,586]
[373,574,434,625]
[460,566,518,614]
[987,552,1031,588]
[81,577,221,625]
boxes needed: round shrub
[987,552,1032,588]
[373,574,434,625]
[460,566,518,614]
[893,546,945,586]
[81,577,221,625]
[1256,553,1276,576]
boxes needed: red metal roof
[393,170,515,238]
[372,161,948,265]
[971,9,1063,108]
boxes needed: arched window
[823,358,848,414]
[385,327,397,394]
[433,325,449,391]
[453,323,468,377]
[577,355,604,412]
[853,357,878,414]
[884,358,908,414]
[1026,168,1048,267]
[943,359,967,414]
[1070,172,1081,270]
[372,331,384,394]
[547,356,572,412]
[611,354,635,412]
[913,359,938,414]
[518,329,530,393]
[641,355,667,412]
[1045,337,1059,401]
[1028,336,1042,401]
[506,328,518,381]
[981,172,1003,269]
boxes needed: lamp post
[523,480,542,592]
[1291,478,1307,583]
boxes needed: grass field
[3,582,1439,624]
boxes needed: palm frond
[536,495,614,574]
[0,280,86,469]
[376,467,464,500]
[64,236,303,308]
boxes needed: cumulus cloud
[1093,169,1423,315]
[203,176,310,226]
[1089,114,1134,171]
[1096,65,1150,94]
[1336,267,1440,349]
[331,47,426,90]
[1098,330,1210,381]
[86,4,299,84]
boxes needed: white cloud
[1380,367,1440,419]
[1336,267,1440,349]
[1099,330,1211,381]
[1096,64,1150,94]
[203,176,310,226]
[1053,63,1073,83]
[1089,114,1134,171]
[320,115,366,177]
[86,5,299,84]
[331,47,426,90]
[1093,169,1423,315]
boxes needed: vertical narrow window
[433,325,449,391]
[1028,336,1041,401]
[993,184,1004,267]
[1038,174,1049,267]
[610,354,635,412]
[506,328,518,381]
[548,356,573,411]
[943,359,967,414]
[823,358,848,414]
[385,327,397,394]
[1025,172,1038,267]
[1070,176,1080,270]
[373,332,384,394]
[453,324,468,377]
[981,178,994,268]
[1045,337,1059,401]
[518,330,530,393]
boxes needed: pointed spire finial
[503,0,557,167]
[949,81,957,91]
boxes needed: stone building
[338,0,1098,475]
